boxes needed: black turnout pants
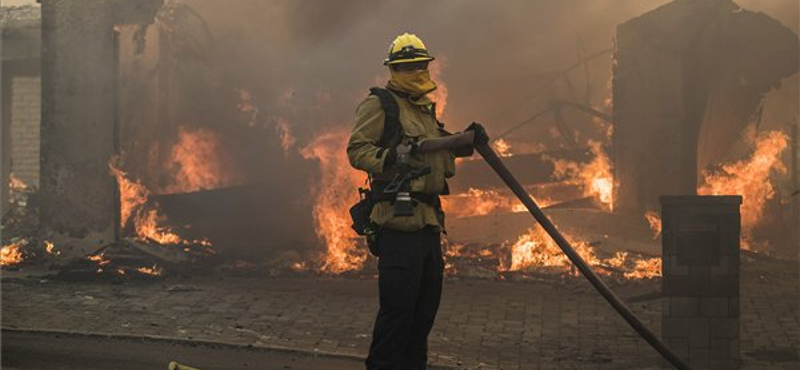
[366,227,444,370]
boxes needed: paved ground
[2,330,363,370]
[1,256,797,370]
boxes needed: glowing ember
[290,261,308,272]
[136,264,164,276]
[276,118,297,155]
[546,141,615,210]
[428,58,448,119]
[492,139,513,158]
[623,258,662,279]
[1,243,24,266]
[698,130,789,249]
[644,211,662,239]
[164,126,230,194]
[45,241,60,255]
[89,252,111,266]
[300,129,368,273]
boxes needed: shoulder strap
[369,87,403,148]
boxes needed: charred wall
[1,5,41,219]
[613,0,798,215]
[39,0,162,253]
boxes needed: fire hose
[472,141,696,370]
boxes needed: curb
[1,327,466,370]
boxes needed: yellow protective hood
[387,69,437,97]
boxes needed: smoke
[174,0,795,151]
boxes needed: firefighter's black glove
[395,141,417,156]
[465,122,489,146]
[383,142,417,170]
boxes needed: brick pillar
[660,195,741,370]
[10,76,41,188]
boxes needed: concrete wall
[9,76,41,188]
[39,0,162,252]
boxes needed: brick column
[10,76,41,188]
[660,195,741,370]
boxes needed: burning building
[0,0,796,284]
[1,1,798,369]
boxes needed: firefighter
[347,33,486,370]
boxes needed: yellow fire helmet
[383,33,435,66]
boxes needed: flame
[623,258,662,279]
[546,141,615,210]
[236,88,260,127]
[134,209,184,245]
[644,211,662,239]
[499,226,660,279]
[164,126,230,194]
[9,173,27,191]
[110,160,211,247]
[698,130,789,249]
[300,129,368,273]
[276,118,296,155]
[45,240,60,255]
[110,162,150,227]
[136,264,164,276]
[89,252,111,266]
[1,243,24,266]
[442,188,531,219]
[492,139,514,158]
[605,251,629,269]
[428,59,448,119]
[502,226,600,273]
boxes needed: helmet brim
[384,56,435,66]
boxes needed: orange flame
[644,211,662,239]
[1,243,24,266]
[428,59,448,119]
[547,141,615,210]
[698,130,789,249]
[300,129,368,273]
[136,264,164,276]
[442,188,534,219]
[9,173,27,191]
[134,209,184,245]
[110,162,150,227]
[164,126,230,194]
[500,226,660,279]
[110,160,211,247]
[492,139,514,158]
[89,252,111,266]
[45,240,60,256]
[624,258,662,279]
[502,226,600,273]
